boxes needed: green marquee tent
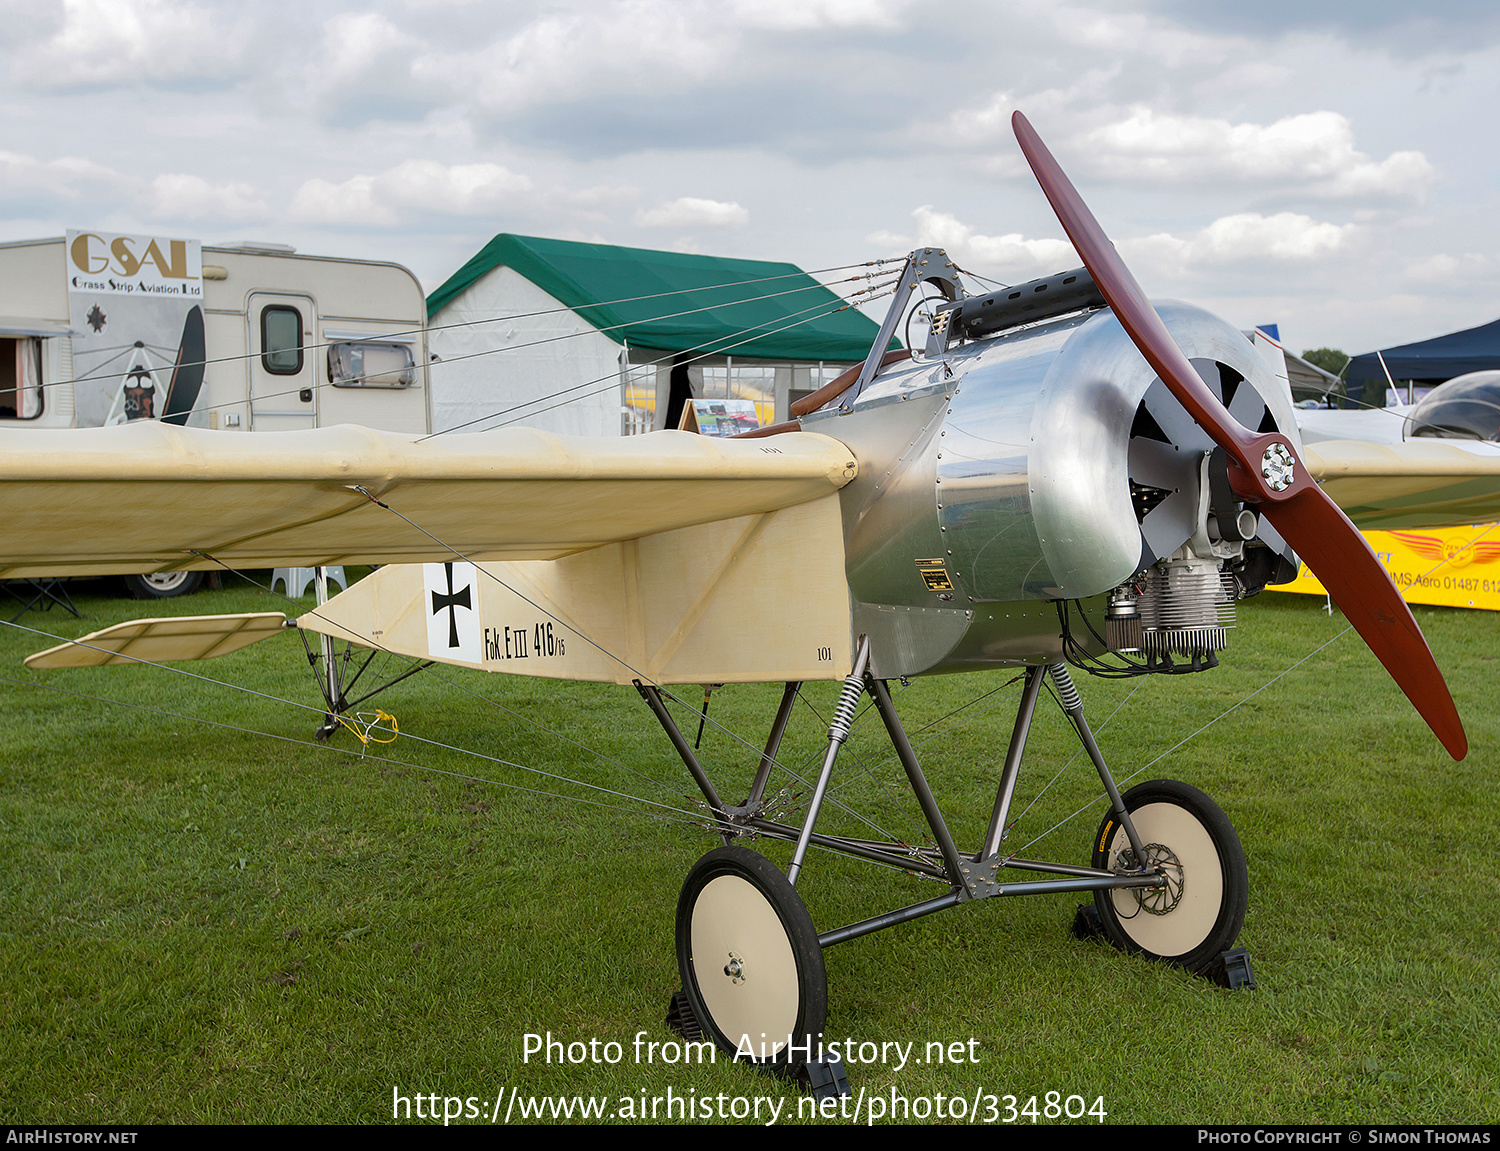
[427,233,886,363]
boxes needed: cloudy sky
[2,0,1496,355]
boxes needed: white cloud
[0,0,64,45]
[1190,59,1296,100]
[148,174,267,220]
[429,2,730,121]
[636,197,748,228]
[871,205,1360,292]
[728,0,908,30]
[0,150,122,202]
[870,206,1077,279]
[1084,108,1436,200]
[289,160,533,226]
[308,11,439,123]
[1124,212,1357,274]
[290,176,385,225]
[1046,2,1239,69]
[13,0,251,89]
[1401,251,1490,284]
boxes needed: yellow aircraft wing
[0,423,857,578]
[1303,439,1500,530]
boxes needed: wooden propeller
[1012,110,1466,760]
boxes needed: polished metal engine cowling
[803,300,1303,677]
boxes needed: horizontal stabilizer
[24,612,289,669]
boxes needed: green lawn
[1,576,1496,1124]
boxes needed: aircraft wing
[0,423,857,578]
[1303,438,1500,530]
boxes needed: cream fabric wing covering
[1304,439,1500,530]
[0,423,857,578]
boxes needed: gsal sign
[66,230,202,298]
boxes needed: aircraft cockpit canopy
[1406,371,1500,442]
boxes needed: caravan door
[247,292,317,430]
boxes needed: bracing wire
[1030,527,1492,850]
[28,257,902,402]
[0,671,716,833]
[42,268,899,433]
[418,273,900,438]
[11,231,1451,868]
[191,555,695,807]
[0,615,714,827]
[1015,624,1357,855]
[341,489,903,838]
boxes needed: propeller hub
[1260,443,1295,492]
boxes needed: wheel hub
[723,952,745,984]
[1130,842,1184,916]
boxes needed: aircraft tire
[1091,779,1248,973]
[676,846,825,1068]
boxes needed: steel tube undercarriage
[636,644,1165,952]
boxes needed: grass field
[1,574,1496,1125]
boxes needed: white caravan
[0,234,431,597]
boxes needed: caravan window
[261,305,303,375]
[0,337,44,419]
[327,341,416,389]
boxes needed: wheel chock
[665,989,705,1041]
[798,1053,850,1099]
[1206,946,1256,990]
[1071,903,1105,940]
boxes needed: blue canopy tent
[1346,317,1500,406]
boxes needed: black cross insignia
[430,562,472,649]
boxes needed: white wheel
[1092,779,1248,972]
[124,571,203,599]
[676,847,825,1067]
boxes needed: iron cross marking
[430,562,473,649]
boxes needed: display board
[65,229,204,427]
[1269,522,1500,610]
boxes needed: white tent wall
[427,266,621,436]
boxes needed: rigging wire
[458,283,896,436]
[1,615,714,827]
[771,694,908,846]
[818,675,1027,848]
[46,268,898,432]
[191,554,694,807]
[1014,624,1356,855]
[26,257,901,400]
[0,671,716,833]
[344,488,902,837]
[10,235,1453,868]
[1003,676,1144,841]
[1023,518,1493,851]
[951,263,1013,292]
[418,274,900,438]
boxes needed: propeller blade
[1012,110,1467,760]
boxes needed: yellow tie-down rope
[337,708,399,750]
